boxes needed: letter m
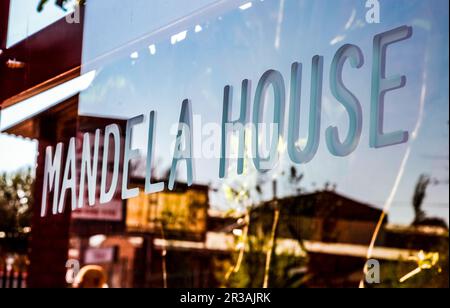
[41,143,63,217]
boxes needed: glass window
[1,0,448,289]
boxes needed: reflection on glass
[0,0,448,289]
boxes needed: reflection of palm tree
[412,120,449,228]
[412,175,430,225]
[412,174,448,229]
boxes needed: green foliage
[219,209,308,288]
[0,169,34,233]
[373,251,449,288]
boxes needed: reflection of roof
[257,191,384,223]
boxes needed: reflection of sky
[1,0,449,224]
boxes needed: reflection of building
[71,185,445,288]
[122,190,447,288]
[71,115,127,227]
[68,179,212,288]
[262,191,385,245]
[126,181,208,240]
[248,191,387,287]
[82,180,211,287]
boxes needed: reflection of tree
[0,169,34,233]
[412,175,429,225]
[218,134,309,287]
[412,174,448,229]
